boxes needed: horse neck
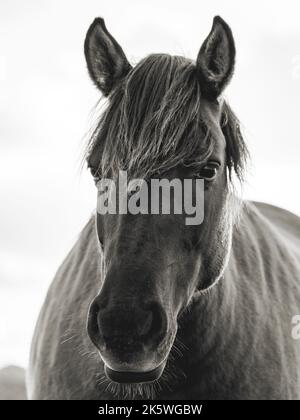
[178,269,237,366]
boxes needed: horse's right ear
[84,18,132,96]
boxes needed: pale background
[0,0,300,369]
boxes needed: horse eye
[198,162,220,180]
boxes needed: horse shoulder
[225,201,300,398]
[252,201,300,248]
[28,216,102,400]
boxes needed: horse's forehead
[201,99,225,146]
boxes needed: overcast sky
[0,0,300,368]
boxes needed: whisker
[60,335,77,345]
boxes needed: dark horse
[28,17,300,399]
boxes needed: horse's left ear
[84,18,132,96]
[196,16,235,101]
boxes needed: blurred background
[0,0,299,373]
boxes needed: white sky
[0,0,300,368]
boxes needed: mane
[86,53,248,182]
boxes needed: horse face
[88,160,229,381]
[85,16,238,383]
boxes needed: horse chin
[104,360,167,384]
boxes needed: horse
[27,16,300,400]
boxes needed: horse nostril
[87,296,109,349]
[141,303,168,347]
[138,310,153,337]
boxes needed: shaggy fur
[86,54,247,181]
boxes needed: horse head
[84,16,247,384]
